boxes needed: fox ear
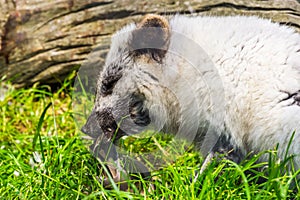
[130,14,170,63]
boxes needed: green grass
[1,76,300,199]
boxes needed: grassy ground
[1,76,300,199]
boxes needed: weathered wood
[0,0,300,88]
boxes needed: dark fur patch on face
[100,63,125,96]
[101,74,122,96]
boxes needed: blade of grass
[32,102,52,162]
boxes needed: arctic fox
[82,14,300,175]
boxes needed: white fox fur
[87,14,300,171]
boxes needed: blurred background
[0,0,300,89]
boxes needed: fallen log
[0,0,299,88]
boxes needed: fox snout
[81,108,126,143]
[81,110,102,138]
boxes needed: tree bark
[0,0,300,88]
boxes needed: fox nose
[82,109,120,167]
[81,110,102,138]
[97,108,126,141]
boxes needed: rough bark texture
[0,0,300,88]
